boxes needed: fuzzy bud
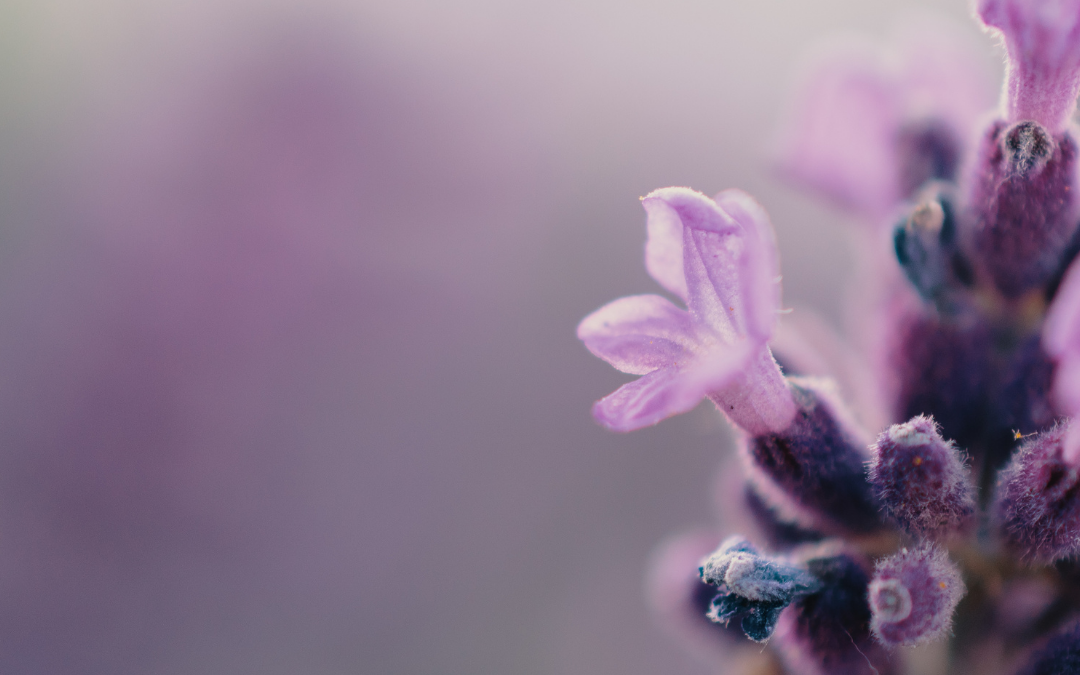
[964,119,1079,298]
[867,416,975,540]
[994,424,1080,562]
[868,546,965,646]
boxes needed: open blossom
[578,1,1080,674]
[577,187,794,434]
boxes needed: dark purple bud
[964,120,1079,298]
[868,545,965,646]
[896,119,962,199]
[890,310,992,453]
[1014,621,1080,675]
[867,416,975,540]
[772,553,894,675]
[699,536,821,642]
[994,424,1080,562]
[741,379,884,536]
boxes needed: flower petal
[593,341,753,433]
[714,189,781,343]
[592,368,702,432]
[577,294,698,375]
[978,0,1080,131]
[643,187,740,302]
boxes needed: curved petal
[978,0,1080,131]
[577,294,698,375]
[772,41,903,218]
[643,187,740,303]
[593,341,752,432]
[714,189,781,343]
[592,368,703,432]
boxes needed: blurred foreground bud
[867,416,974,540]
[869,546,965,646]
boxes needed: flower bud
[964,120,1079,298]
[699,536,821,642]
[994,424,1080,562]
[867,416,975,540]
[869,546,965,646]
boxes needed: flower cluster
[579,2,1080,673]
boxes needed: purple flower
[868,545,965,647]
[577,187,794,434]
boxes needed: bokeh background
[0,1,998,673]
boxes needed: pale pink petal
[978,0,1080,132]
[592,368,703,432]
[773,42,903,218]
[592,343,751,433]
[577,294,698,375]
[643,194,689,302]
[643,188,744,338]
[714,189,781,343]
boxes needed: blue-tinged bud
[993,424,1080,562]
[699,536,822,642]
[772,552,895,675]
[965,120,1080,298]
[869,545,965,646]
[1014,621,1080,675]
[700,537,821,601]
[867,416,975,540]
[741,378,884,536]
[893,191,974,311]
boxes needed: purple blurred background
[0,1,995,673]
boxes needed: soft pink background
[0,1,994,673]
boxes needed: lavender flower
[577,187,794,434]
[577,1,1080,673]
